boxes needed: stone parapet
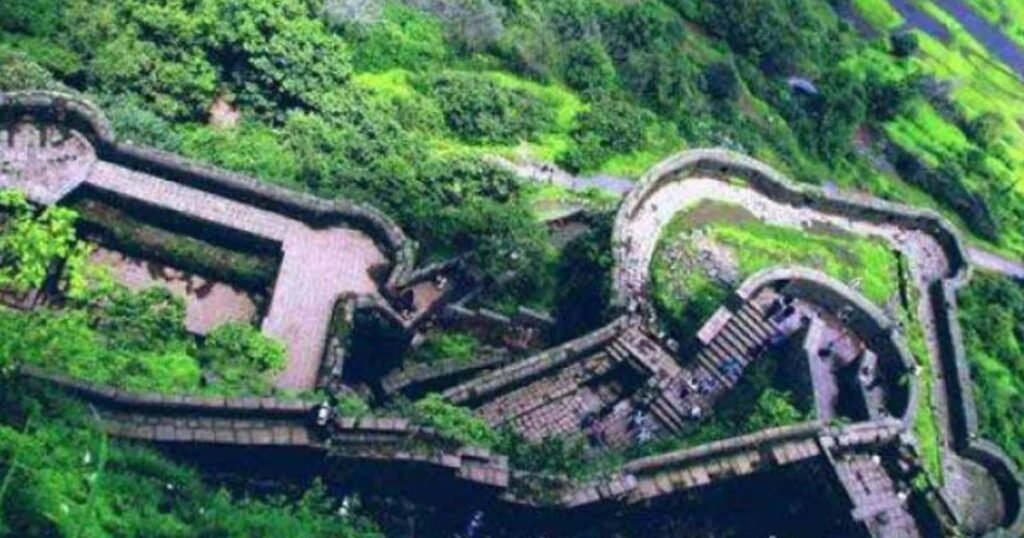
[0,91,417,295]
[441,317,626,405]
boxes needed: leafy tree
[423,71,552,143]
[0,0,63,36]
[890,31,919,58]
[199,0,352,114]
[703,62,740,102]
[0,190,90,297]
[562,38,617,93]
[199,322,286,392]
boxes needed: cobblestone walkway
[3,123,386,390]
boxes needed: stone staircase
[694,301,779,389]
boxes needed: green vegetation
[0,384,382,537]
[651,201,900,339]
[959,272,1024,470]
[0,290,285,397]
[902,292,945,483]
[411,393,500,448]
[0,194,285,396]
[69,195,280,291]
[961,0,1024,49]
[0,190,89,298]
[409,332,481,365]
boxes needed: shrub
[179,124,301,187]
[91,287,189,353]
[412,332,481,364]
[345,3,448,71]
[890,31,919,57]
[413,393,500,448]
[422,71,553,143]
[562,39,617,93]
[198,322,287,393]
[0,53,61,92]
[560,97,652,172]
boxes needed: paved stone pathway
[967,246,1024,279]
[2,122,386,390]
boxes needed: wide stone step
[735,308,772,341]
[723,321,758,351]
[695,351,731,386]
[732,312,770,347]
[650,394,688,433]
[718,327,753,358]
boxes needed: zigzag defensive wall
[2,94,1021,536]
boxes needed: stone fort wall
[0,91,418,295]
[614,148,1022,535]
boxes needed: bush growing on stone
[91,287,189,354]
[199,322,287,392]
[411,332,481,364]
[413,393,500,448]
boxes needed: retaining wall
[442,317,626,405]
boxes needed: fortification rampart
[0,92,417,294]
[611,148,1020,535]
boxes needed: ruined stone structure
[610,148,1023,536]
[0,92,421,390]
[3,94,1020,536]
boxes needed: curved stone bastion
[0,92,419,390]
[611,148,1023,536]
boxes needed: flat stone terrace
[1,122,387,390]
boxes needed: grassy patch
[652,201,901,339]
[852,0,906,30]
